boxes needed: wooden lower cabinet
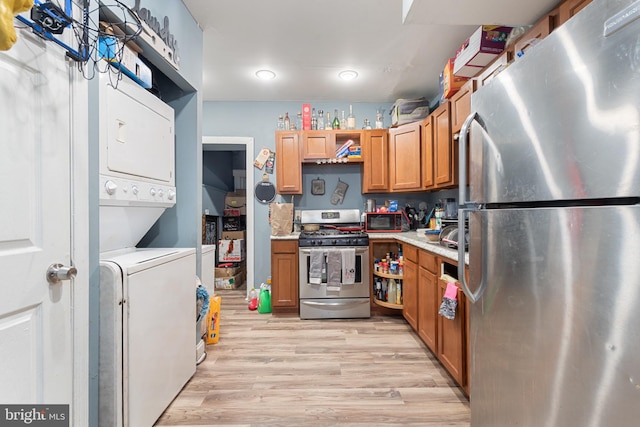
[401,245,418,330]
[437,278,466,387]
[417,250,438,352]
[270,240,299,314]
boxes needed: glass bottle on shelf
[375,108,385,129]
[311,108,318,130]
[317,109,324,130]
[277,114,284,130]
[340,110,346,130]
[326,111,331,130]
[284,112,290,130]
[331,109,340,129]
[362,118,372,130]
[332,109,340,129]
[296,111,302,130]
[347,105,356,130]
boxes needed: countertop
[367,231,469,264]
[271,230,468,264]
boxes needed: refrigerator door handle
[458,111,486,303]
[458,111,485,208]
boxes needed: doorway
[202,136,255,298]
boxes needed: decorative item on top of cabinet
[389,121,422,191]
[270,239,299,314]
[362,129,389,193]
[275,131,302,194]
[558,0,592,25]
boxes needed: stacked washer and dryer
[97,73,196,427]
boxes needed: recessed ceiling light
[255,69,276,80]
[338,70,358,81]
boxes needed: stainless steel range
[298,209,370,319]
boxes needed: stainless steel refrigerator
[457,0,640,425]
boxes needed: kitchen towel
[341,248,356,285]
[309,249,324,285]
[438,282,458,320]
[326,250,342,291]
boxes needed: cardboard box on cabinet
[442,58,469,99]
[453,25,513,78]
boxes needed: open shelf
[373,298,403,310]
[373,271,403,280]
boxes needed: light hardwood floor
[155,289,470,427]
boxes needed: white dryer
[99,248,195,427]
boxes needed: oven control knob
[167,189,176,200]
[150,188,157,197]
[131,185,138,195]
[104,180,117,195]
[158,189,164,198]
[331,239,337,245]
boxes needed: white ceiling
[182,0,557,103]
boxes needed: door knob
[46,263,77,284]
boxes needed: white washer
[99,247,196,427]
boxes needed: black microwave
[365,212,403,232]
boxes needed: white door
[0,32,73,404]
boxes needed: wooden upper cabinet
[421,115,434,189]
[558,0,592,25]
[477,49,512,88]
[450,79,476,135]
[389,121,422,191]
[275,131,302,194]
[433,101,457,188]
[362,129,389,193]
[514,14,554,56]
[301,130,335,160]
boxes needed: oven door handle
[299,248,369,255]
[301,300,369,307]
